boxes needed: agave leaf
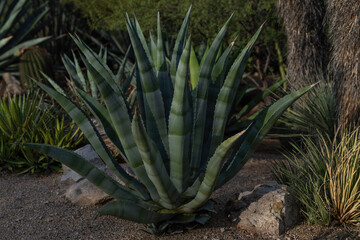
[180,132,242,213]
[168,36,192,193]
[61,53,85,90]
[23,143,141,201]
[79,54,161,201]
[0,36,12,49]
[157,12,173,121]
[116,45,132,86]
[217,84,314,187]
[35,82,149,199]
[76,89,127,160]
[71,35,123,97]
[0,36,51,61]
[201,42,235,164]
[170,6,191,85]
[6,5,48,47]
[132,113,179,209]
[208,26,263,157]
[98,200,173,224]
[41,72,67,96]
[235,78,286,120]
[126,14,169,156]
[189,46,200,89]
[190,14,233,177]
[0,0,26,37]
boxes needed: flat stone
[65,179,112,206]
[61,144,138,205]
[235,183,299,236]
[61,144,103,186]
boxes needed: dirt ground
[0,148,359,240]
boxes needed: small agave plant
[25,7,311,234]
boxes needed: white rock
[65,179,112,205]
[236,183,299,236]
[61,144,136,205]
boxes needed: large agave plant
[0,0,50,74]
[25,8,311,234]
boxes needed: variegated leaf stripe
[116,45,131,87]
[133,15,156,71]
[36,82,149,199]
[41,72,66,96]
[76,89,127,161]
[170,6,191,86]
[169,36,192,193]
[98,200,174,224]
[70,35,123,97]
[235,78,286,120]
[72,51,87,89]
[80,56,160,202]
[179,132,242,213]
[189,45,200,89]
[61,54,82,89]
[201,42,235,164]
[24,143,142,201]
[126,15,169,156]
[132,113,179,209]
[190,14,233,177]
[217,84,314,187]
[211,42,234,85]
[209,26,263,157]
[157,12,173,121]
[87,68,98,98]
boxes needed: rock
[61,144,103,186]
[61,144,136,205]
[236,183,299,236]
[65,179,112,205]
[1,73,22,98]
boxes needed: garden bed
[0,151,358,240]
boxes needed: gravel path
[0,152,358,240]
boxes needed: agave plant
[0,0,50,75]
[25,8,311,233]
[61,46,135,101]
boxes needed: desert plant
[278,82,336,138]
[0,91,85,174]
[19,46,53,87]
[273,134,332,225]
[0,0,50,75]
[327,127,360,224]
[25,9,310,233]
[274,126,360,225]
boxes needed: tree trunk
[277,0,328,91]
[327,0,360,126]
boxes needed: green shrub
[278,82,336,139]
[0,91,85,174]
[273,126,360,225]
[26,9,310,234]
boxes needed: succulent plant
[19,46,53,87]
[0,0,50,75]
[25,8,311,234]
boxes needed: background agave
[25,8,311,234]
[0,0,50,75]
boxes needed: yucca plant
[0,91,85,174]
[25,8,311,234]
[0,0,50,75]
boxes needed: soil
[1,146,359,240]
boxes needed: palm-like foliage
[0,0,50,75]
[25,8,311,233]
